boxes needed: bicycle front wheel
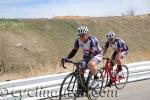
[99,67,109,87]
[115,65,129,90]
[87,70,103,100]
[59,72,79,100]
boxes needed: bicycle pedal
[76,92,84,97]
[118,76,124,79]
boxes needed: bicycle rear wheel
[59,72,79,100]
[115,65,129,90]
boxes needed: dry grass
[0,61,75,81]
[53,16,91,19]
[124,50,150,63]
[0,50,149,81]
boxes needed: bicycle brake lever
[61,58,67,69]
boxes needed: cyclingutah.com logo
[0,86,118,99]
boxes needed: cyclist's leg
[115,51,128,73]
[87,54,103,88]
[115,54,122,73]
[87,59,98,88]
[87,59,97,76]
[106,51,117,87]
[88,54,103,76]
[111,51,117,67]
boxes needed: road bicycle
[59,58,103,100]
[99,57,129,90]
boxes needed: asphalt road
[49,79,150,100]
[96,79,150,100]
[87,79,150,100]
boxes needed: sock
[117,65,122,70]
[117,65,122,73]
[94,74,99,80]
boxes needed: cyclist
[103,31,128,87]
[63,25,103,90]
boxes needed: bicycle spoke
[115,65,129,90]
[87,70,103,100]
[59,73,79,100]
[102,67,109,87]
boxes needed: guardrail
[0,61,150,100]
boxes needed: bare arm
[103,41,109,55]
[103,47,108,56]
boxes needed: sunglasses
[79,34,86,38]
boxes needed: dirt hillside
[0,14,150,81]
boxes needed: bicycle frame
[60,59,105,100]
[75,65,92,92]
[101,58,121,83]
[62,59,91,93]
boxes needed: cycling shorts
[80,53,103,68]
[91,54,103,64]
[119,51,128,59]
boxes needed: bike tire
[87,70,104,100]
[59,72,78,100]
[86,73,97,100]
[99,67,109,87]
[115,65,129,90]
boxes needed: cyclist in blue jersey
[103,31,128,87]
[63,25,103,89]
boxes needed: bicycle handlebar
[61,57,113,69]
[61,58,81,69]
[103,57,115,66]
[103,57,115,61]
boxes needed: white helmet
[106,31,116,40]
[77,26,88,35]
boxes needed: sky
[0,0,150,18]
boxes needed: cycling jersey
[104,38,128,60]
[67,35,103,63]
[74,35,103,56]
[104,38,128,51]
